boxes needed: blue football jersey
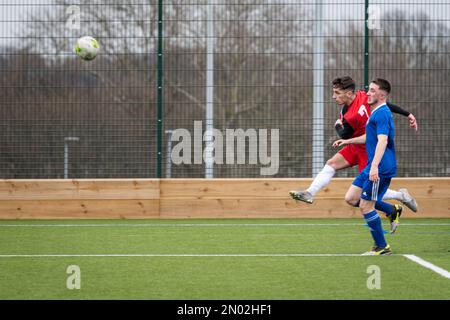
[363,104,397,177]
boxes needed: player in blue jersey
[333,78,397,255]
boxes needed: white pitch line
[0,223,448,228]
[0,253,404,258]
[403,254,450,279]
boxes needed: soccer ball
[74,36,99,61]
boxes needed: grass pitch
[0,218,448,299]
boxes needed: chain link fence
[0,0,449,178]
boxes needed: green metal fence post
[364,0,369,91]
[157,0,164,178]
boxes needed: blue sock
[375,201,394,217]
[363,210,387,248]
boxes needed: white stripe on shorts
[372,180,379,201]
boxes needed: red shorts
[338,144,368,173]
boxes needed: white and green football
[74,36,99,61]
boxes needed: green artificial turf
[0,219,448,299]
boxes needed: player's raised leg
[289,153,351,204]
[383,188,418,212]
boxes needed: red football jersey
[339,90,371,138]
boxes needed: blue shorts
[352,171,391,202]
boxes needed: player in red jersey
[290,76,418,219]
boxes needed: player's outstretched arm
[387,102,418,131]
[332,134,366,148]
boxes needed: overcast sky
[0,0,449,48]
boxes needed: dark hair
[332,76,356,92]
[371,78,391,94]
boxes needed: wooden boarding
[0,179,160,200]
[0,200,160,219]
[160,178,450,199]
[159,198,449,219]
[159,198,362,218]
[0,179,160,219]
[160,178,450,219]
[0,178,448,219]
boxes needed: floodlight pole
[64,136,79,179]
[205,0,215,178]
[312,0,324,176]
